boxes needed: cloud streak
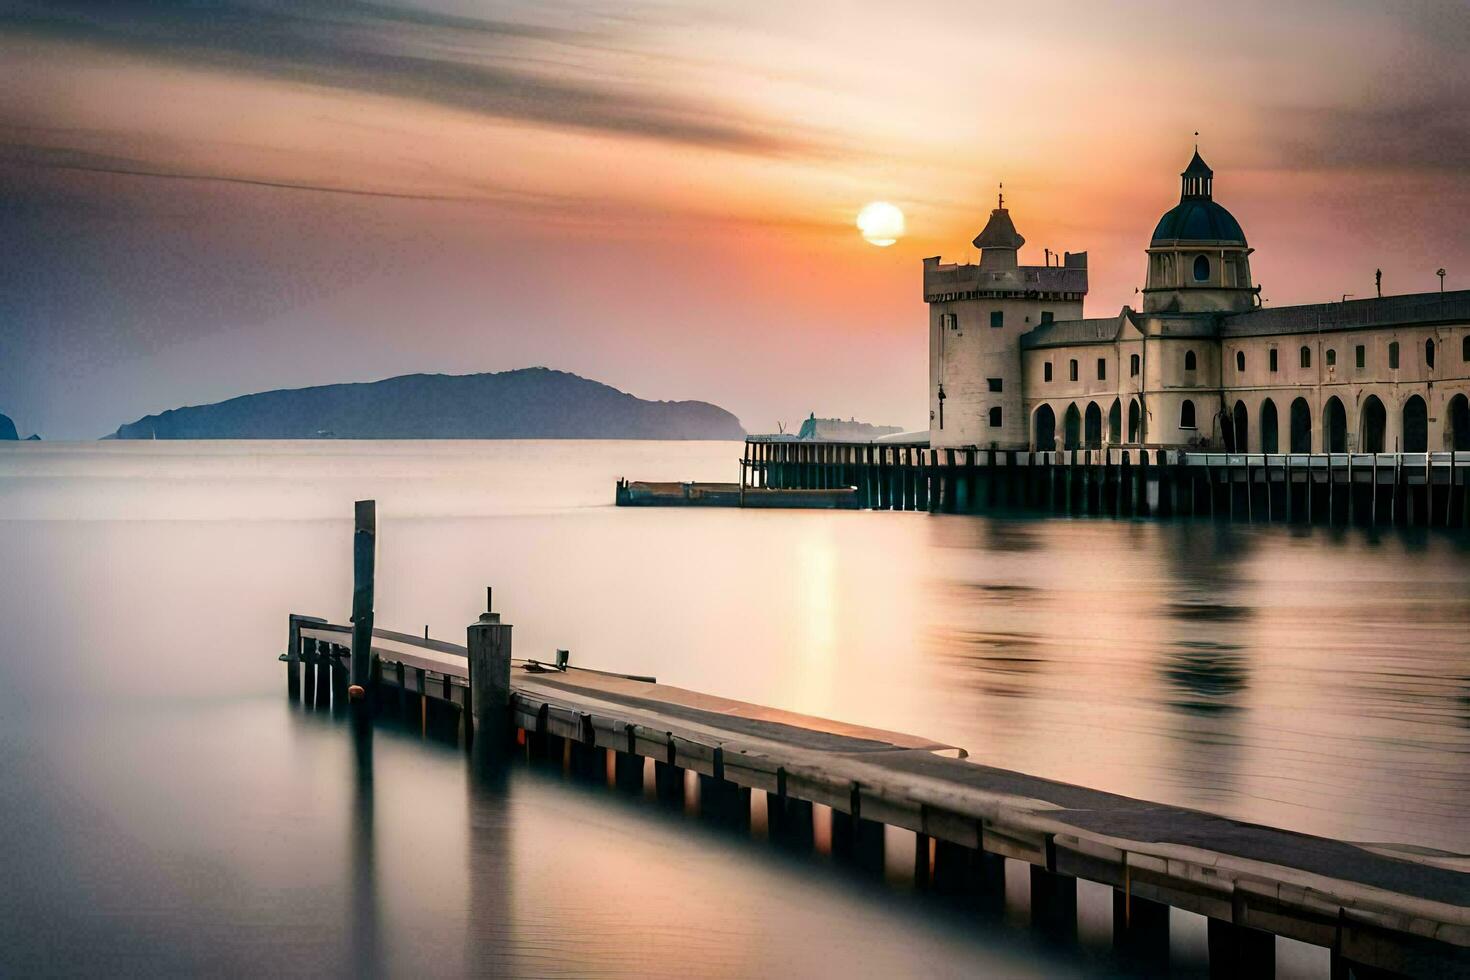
[1,0,824,157]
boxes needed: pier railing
[742,439,1470,527]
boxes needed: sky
[2,0,1468,439]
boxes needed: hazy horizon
[4,0,1469,439]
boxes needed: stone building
[927,152,1470,453]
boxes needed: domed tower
[1143,151,1257,314]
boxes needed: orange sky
[2,0,1467,437]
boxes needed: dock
[285,502,1469,977]
[614,478,857,509]
[742,437,1470,527]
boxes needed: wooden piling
[1207,918,1275,977]
[349,500,376,701]
[286,616,303,701]
[466,590,513,749]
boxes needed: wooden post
[466,589,513,750]
[286,616,303,701]
[349,500,376,701]
[1207,918,1274,976]
[1114,889,1170,974]
[313,643,328,708]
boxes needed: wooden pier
[283,502,1469,976]
[742,438,1470,527]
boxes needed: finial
[998,182,1004,210]
[1194,130,1200,151]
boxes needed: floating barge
[742,437,1470,527]
[288,502,1469,976]
[614,478,857,509]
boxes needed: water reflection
[2,442,1469,975]
[1160,641,1248,714]
[350,722,380,976]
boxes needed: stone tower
[925,192,1088,449]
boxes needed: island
[107,368,745,441]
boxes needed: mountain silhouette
[108,368,744,440]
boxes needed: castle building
[927,152,1470,453]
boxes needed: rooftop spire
[973,187,1025,271]
[1180,145,1214,201]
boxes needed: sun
[857,201,904,247]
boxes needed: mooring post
[286,615,303,701]
[467,588,513,751]
[348,500,376,702]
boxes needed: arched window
[1300,346,1311,368]
[1235,350,1245,372]
[1193,255,1210,281]
[1069,359,1078,381]
[1462,336,1470,362]
[1426,338,1436,368]
[1180,399,1197,428]
[1130,353,1140,377]
[1184,350,1197,372]
[1389,341,1399,369]
[1326,348,1336,367]
[988,406,1003,427]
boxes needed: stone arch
[1033,403,1057,451]
[1063,403,1082,450]
[1361,394,1387,452]
[1289,398,1311,453]
[1184,350,1197,372]
[1402,394,1428,452]
[1180,398,1197,429]
[1230,400,1249,452]
[1084,402,1103,449]
[1324,396,1347,452]
[1449,394,1470,451]
[1107,398,1122,444]
[1260,398,1279,453]
[1128,399,1142,443]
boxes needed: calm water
[1,440,1467,976]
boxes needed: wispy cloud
[0,0,823,156]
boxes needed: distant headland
[106,368,745,441]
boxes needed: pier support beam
[467,589,513,755]
[654,761,685,806]
[1207,917,1274,977]
[1113,890,1170,973]
[770,790,813,849]
[1030,865,1078,939]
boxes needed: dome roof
[1151,198,1246,245]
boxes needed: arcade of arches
[1030,392,1470,453]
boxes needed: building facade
[927,153,1470,453]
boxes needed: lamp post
[1438,268,1447,295]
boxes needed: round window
[1193,254,1211,281]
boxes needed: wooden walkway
[286,614,1469,977]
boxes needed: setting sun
[857,201,905,246]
